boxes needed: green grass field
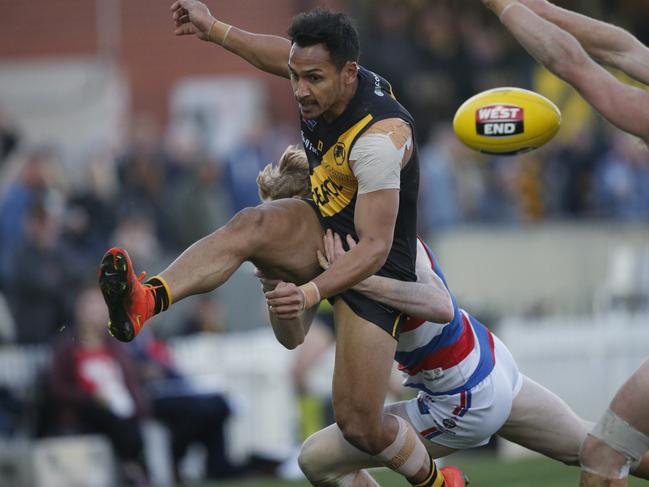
[195,454,648,487]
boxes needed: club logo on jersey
[442,418,457,429]
[333,142,346,166]
[475,104,524,137]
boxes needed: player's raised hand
[170,0,215,40]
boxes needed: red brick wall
[0,0,301,124]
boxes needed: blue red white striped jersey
[395,239,496,396]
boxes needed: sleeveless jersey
[300,66,420,336]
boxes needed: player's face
[288,43,356,121]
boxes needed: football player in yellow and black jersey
[96,3,466,487]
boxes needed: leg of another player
[497,374,649,481]
[298,402,457,487]
[158,200,321,302]
[158,207,266,301]
[329,300,440,486]
[580,359,649,486]
[497,375,588,466]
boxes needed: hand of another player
[316,229,357,270]
[170,0,215,40]
[255,269,281,293]
[265,281,305,319]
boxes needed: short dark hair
[288,8,360,70]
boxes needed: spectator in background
[418,126,463,234]
[111,210,163,273]
[409,3,469,137]
[222,115,292,213]
[549,127,601,218]
[5,198,83,344]
[116,114,167,235]
[594,132,649,220]
[177,295,227,336]
[48,283,150,486]
[63,144,120,271]
[163,122,230,252]
[0,108,19,164]
[0,146,64,289]
[130,328,238,483]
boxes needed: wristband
[298,281,321,310]
[206,20,217,41]
[221,24,232,48]
[206,20,232,47]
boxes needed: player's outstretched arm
[171,0,291,78]
[483,0,649,142]
[519,0,649,85]
[318,231,454,324]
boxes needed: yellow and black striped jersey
[300,66,420,336]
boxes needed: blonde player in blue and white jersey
[256,152,649,486]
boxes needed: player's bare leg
[99,199,323,341]
[329,300,450,486]
[580,359,649,486]
[498,376,588,466]
[497,375,649,481]
[159,200,322,299]
[299,401,459,487]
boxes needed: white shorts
[404,335,523,450]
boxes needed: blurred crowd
[353,0,649,231]
[0,0,648,484]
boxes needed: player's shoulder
[361,118,412,142]
[358,118,413,153]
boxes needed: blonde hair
[257,145,311,201]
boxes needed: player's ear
[342,61,358,85]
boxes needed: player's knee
[336,412,382,454]
[297,433,327,481]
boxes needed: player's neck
[322,78,358,123]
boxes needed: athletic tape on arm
[349,133,410,194]
[591,408,649,462]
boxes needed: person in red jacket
[49,283,150,486]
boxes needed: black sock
[413,456,444,487]
[145,277,170,315]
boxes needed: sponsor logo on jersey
[475,104,524,137]
[312,176,345,208]
[301,131,320,156]
[372,71,384,97]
